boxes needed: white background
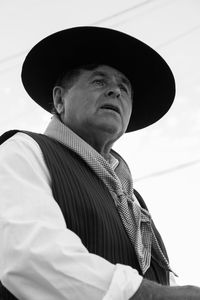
[0,0,200,286]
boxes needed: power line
[92,0,154,25]
[157,23,200,49]
[1,0,200,72]
[135,159,200,182]
[0,0,156,68]
[0,50,26,65]
[108,0,177,29]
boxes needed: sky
[1,0,200,286]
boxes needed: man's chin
[94,122,124,138]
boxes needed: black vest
[0,131,170,299]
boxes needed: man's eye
[119,84,128,93]
[92,79,105,86]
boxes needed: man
[0,26,200,299]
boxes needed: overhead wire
[106,0,179,29]
[135,159,200,182]
[157,23,200,49]
[1,0,200,69]
[0,50,26,65]
[0,0,155,68]
[92,0,155,25]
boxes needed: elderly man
[0,27,200,299]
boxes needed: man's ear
[52,86,64,114]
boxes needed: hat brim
[21,26,175,132]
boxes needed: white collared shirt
[0,131,143,300]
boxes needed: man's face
[60,65,133,141]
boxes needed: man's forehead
[86,65,131,87]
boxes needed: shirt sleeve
[0,132,142,300]
[169,272,178,286]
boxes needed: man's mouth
[100,104,120,114]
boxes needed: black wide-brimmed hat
[21,26,175,132]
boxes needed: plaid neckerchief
[44,116,171,275]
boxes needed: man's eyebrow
[89,71,108,78]
[119,76,131,89]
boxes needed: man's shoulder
[0,130,41,145]
[0,130,51,188]
[0,130,44,160]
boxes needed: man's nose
[105,86,121,98]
